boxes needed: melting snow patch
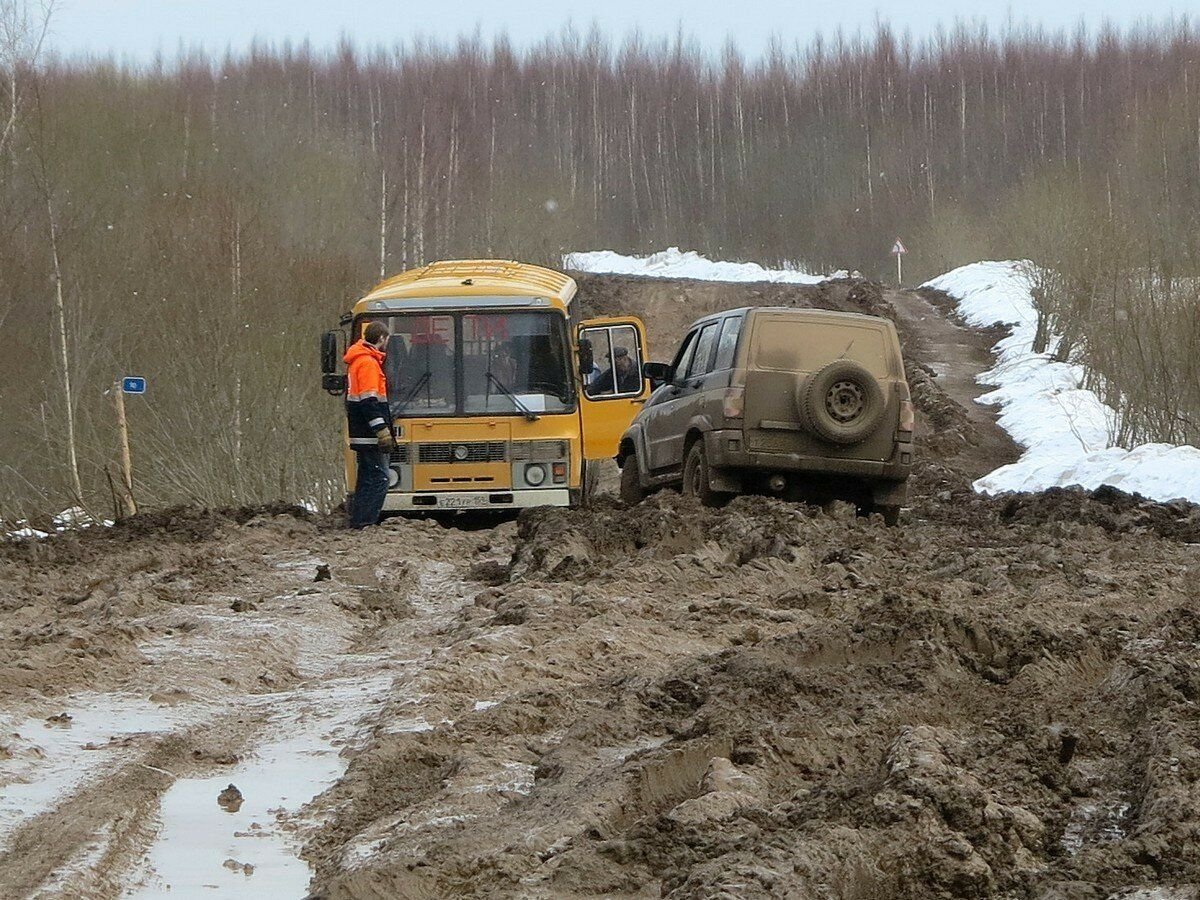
[923,261,1200,503]
[4,524,48,540]
[4,507,113,541]
[565,247,840,284]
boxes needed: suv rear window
[751,320,891,377]
[713,317,743,370]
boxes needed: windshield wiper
[393,371,432,417]
[486,372,539,421]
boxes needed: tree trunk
[46,195,84,504]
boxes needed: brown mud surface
[3,275,1200,899]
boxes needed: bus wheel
[619,456,646,506]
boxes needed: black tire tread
[797,360,886,445]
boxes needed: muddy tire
[797,360,886,445]
[581,460,602,506]
[682,441,731,508]
[619,456,646,506]
[877,504,901,527]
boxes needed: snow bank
[923,261,1200,503]
[565,247,843,284]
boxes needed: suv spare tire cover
[796,360,886,445]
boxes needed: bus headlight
[387,467,400,488]
[524,463,547,486]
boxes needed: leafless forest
[3,17,1200,516]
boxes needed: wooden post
[113,383,137,517]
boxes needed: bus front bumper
[382,488,572,512]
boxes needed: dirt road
[3,277,1200,899]
[886,287,1019,479]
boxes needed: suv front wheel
[619,455,646,505]
[682,441,732,508]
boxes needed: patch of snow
[4,524,49,540]
[565,247,842,284]
[4,507,114,541]
[923,261,1200,503]
[473,699,500,712]
[52,506,111,530]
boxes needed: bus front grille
[416,441,507,463]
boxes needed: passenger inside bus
[587,346,641,396]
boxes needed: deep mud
[305,490,1200,900]
[3,275,1200,899]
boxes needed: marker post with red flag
[892,238,907,287]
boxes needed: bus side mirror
[643,361,670,390]
[577,340,594,377]
[320,331,339,374]
[321,331,346,394]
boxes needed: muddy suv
[617,307,914,523]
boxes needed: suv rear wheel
[877,504,901,527]
[682,441,732,508]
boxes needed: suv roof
[687,305,891,330]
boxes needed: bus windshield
[374,311,573,418]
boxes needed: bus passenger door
[577,317,650,460]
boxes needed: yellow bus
[320,259,649,513]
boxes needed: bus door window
[583,324,644,398]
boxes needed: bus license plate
[434,495,482,509]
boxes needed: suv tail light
[723,387,745,420]
[896,382,915,435]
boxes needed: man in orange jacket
[344,322,394,528]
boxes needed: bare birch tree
[0,0,53,157]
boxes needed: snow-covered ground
[924,261,1200,503]
[565,247,843,284]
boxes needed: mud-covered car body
[617,306,914,521]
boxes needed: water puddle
[126,558,478,896]
[127,672,390,897]
[0,696,201,851]
[1061,797,1130,855]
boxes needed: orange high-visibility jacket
[344,340,390,448]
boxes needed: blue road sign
[121,376,146,394]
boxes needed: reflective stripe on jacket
[344,340,391,448]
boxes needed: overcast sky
[46,0,1193,61]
